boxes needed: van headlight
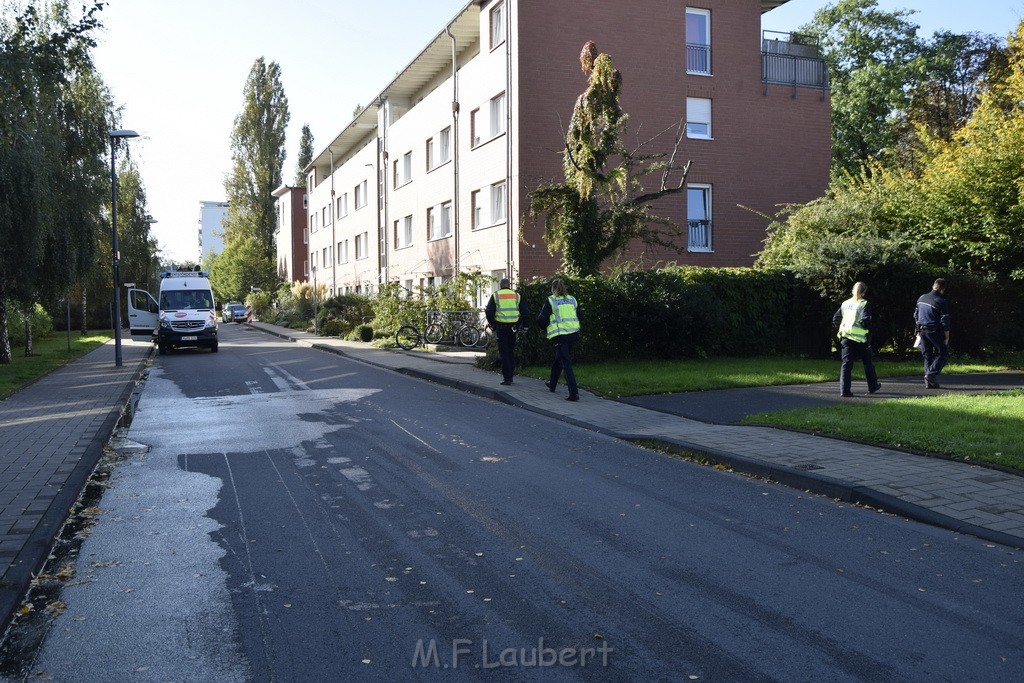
[159,319,170,330]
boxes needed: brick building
[301,0,829,303]
[273,185,309,284]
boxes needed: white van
[127,271,219,354]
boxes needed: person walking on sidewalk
[914,278,951,389]
[485,278,530,386]
[833,281,882,398]
[537,278,581,401]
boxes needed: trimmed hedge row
[489,267,1024,368]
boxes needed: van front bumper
[157,328,218,348]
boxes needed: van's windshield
[161,290,213,310]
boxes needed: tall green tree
[528,42,691,277]
[294,123,313,187]
[802,0,924,174]
[0,1,106,363]
[222,57,289,267]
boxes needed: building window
[395,214,413,249]
[355,231,369,259]
[322,206,329,226]
[490,181,506,224]
[303,227,308,244]
[490,1,505,50]
[322,247,328,267]
[336,241,342,264]
[426,138,435,171]
[337,193,348,218]
[490,92,506,137]
[339,239,349,264]
[471,190,482,229]
[401,151,412,186]
[686,97,712,139]
[355,180,368,209]
[303,259,308,277]
[428,202,453,240]
[686,8,712,75]
[439,127,451,164]
[687,184,712,252]
[470,108,481,147]
[309,215,316,234]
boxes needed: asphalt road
[6,325,1022,681]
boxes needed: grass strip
[743,391,1024,471]
[521,356,1014,397]
[0,332,111,397]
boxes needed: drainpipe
[378,97,389,285]
[504,0,513,278]
[330,149,336,295]
[445,24,460,277]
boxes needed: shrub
[321,319,346,337]
[355,324,374,342]
[7,304,54,347]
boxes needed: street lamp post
[108,129,139,367]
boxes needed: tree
[222,57,289,262]
[0,1,106,363]
[528,42,692,277]
[294,124,313,187]
[914,21,1024,279]
[206,235,276,303]
[801,0,924,174]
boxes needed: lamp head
[108,129,140,139]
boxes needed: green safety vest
[838,297,869,343]
[546,295,580,339]
[494,289,520,323]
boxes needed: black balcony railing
[761,31,829,95]
[688,220,712,252]
[686,43,711,75]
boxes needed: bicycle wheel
[424,323,446,345]
[396,326,420,350]
[457,325,480,348]
[474,326,490,349]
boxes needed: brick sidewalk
[252,321,1024,549]
[0,338,150,627]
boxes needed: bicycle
[422,310,481,348]
[395,323,427,350]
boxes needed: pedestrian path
[251,321,1024,549]
[0,338,150,629]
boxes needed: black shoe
[545,381,556,392]
[500,380,512,386]
[925,380,941,389]
[869,382,882,394]
[840,392,854,398]
[566,395,579,402]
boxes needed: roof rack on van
[161,271,209,279]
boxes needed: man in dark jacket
[485,279,529,386]
[914,278,951,389]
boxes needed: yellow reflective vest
[838,298,869,343]
[494,289,520,323]
[546,295,580,339]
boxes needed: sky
[89,0,1024,263]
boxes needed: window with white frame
[355,231,369,259]
[355,180,368,209]
[471,190,482,229]
[428,202,453,240]
[339,239,349,264]
[337,193,348,218]
[490,1,505,50]
[403,279,414,298]
[336,241,343,264]
[309,214,316,234]
[426,138,435,171]
[687,184,712,252]
[322,247,328,266]
[402,151,411,185]
[303,259,308,277]
[490,92,506,137]
[395,214,413,249]
[439,127,451,164]
[303,227,308,244]
[686,8,712,75]
[322,206,329,226]
[686,97,712,139]
[470,108,482,147]
[490,181,506,224]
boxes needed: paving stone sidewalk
[0,338,151,629]
[252,321,1024,549]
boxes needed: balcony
[761,31,829,95]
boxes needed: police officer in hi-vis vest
[485,278,530,386]
[536,278,581,401]
[832,281,882,398]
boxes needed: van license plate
[182,335,197,341]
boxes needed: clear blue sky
[90,0,1024,263]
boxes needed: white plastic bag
[913,333,925,351]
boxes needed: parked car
[222,302,247,323]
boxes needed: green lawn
[744,391,1024,471]
[521,356,1015,397]
[0,332,111,397]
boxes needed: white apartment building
[305,1,512,306]
[198,200,229,265]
